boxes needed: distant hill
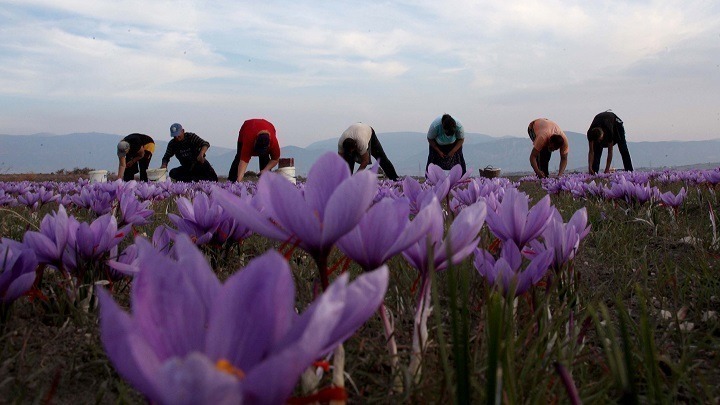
[1,132,718,177]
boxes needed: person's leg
[139,152,151,182]
[259,153,270,173]
[169,166,190,182]
[425,144,435,176]
[456,146,466,175]
[369,130,399,180]
[199,161,218,182]
[123,162,139,181]
[592,142,603,173]
[538,149,551,177]
[617,139,634,171]
[228,141,241,181]
[339,151,356,174]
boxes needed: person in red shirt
[228,118,281,182]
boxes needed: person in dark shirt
[587,111,633,174]
[160,123,218,182]
[117,133,155,181]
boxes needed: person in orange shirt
[228,118,281,182]
[527,118,569,178]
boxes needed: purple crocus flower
[425,163,469,190]
[167,194,222,246]
[401,176,444,215]
[70,187,115,216]
[118,192,154,227]
[524,207,591,272]
[215,152,377,289]
[1,238,39,304]
[98,235,388,404]
[66,214,130,263]
[402,198,486,279]
[17,187,59,210]
[337,197,434,271]
[22,205,77,269]
[659,187,687,208]
[485,188,553,248]
[474,241,554,296]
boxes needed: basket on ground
[480,166,501,178]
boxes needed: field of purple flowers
[1,152,719,403]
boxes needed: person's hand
[447,150,456,157]
[197,154,205,164]
[438,151,446,158]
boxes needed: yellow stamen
[215,359,246,380]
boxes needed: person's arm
[558,153,568,177]
[604,143,614,173]
[161,142,174,168]
[530,148,545,178]
[428,138,446,158]
[197,145,208,164]
[357,152,371,170]
[117,157,126,179]
[236,160,249,182]
[588,140,596,174]
[448,138,464,157]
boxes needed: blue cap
[170,123,183,138]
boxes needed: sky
[0,0,719,149]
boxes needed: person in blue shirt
[426,114,466,175]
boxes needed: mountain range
[1,132,718,177]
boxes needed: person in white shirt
[338,123,400,180]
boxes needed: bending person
[160,123,218,182]
[228,118,281,182]
[117,133,155,181]
[587,110,633,174]
[337,123,399,180]
[426,114,466,175]
[527,118,569,178]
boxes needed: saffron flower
[1,238,38,304]
[118,191,154,227]
[167,193,223,246]
[336,197,434,271]
[215,152,377,288]
[485,188,553,248]
[99,235,388,404]
[474,241,553,297]
[22,205,76,269]
[524,207,591,272]
[659,187,687,208]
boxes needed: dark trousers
[342,131,400,180]
[227,141,271,182]
[528,125,551,177]
[592,140,634,173]
[123,153,152,182]
[533,149,552,177]
[169,160,218,182]
[425,142,466,175]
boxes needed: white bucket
[146,168,168,182]
[88,170,108,183]
[276,166,296,184]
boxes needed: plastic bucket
[146,168,168,182]
[276,166,296,184]
[88,170,108,183]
